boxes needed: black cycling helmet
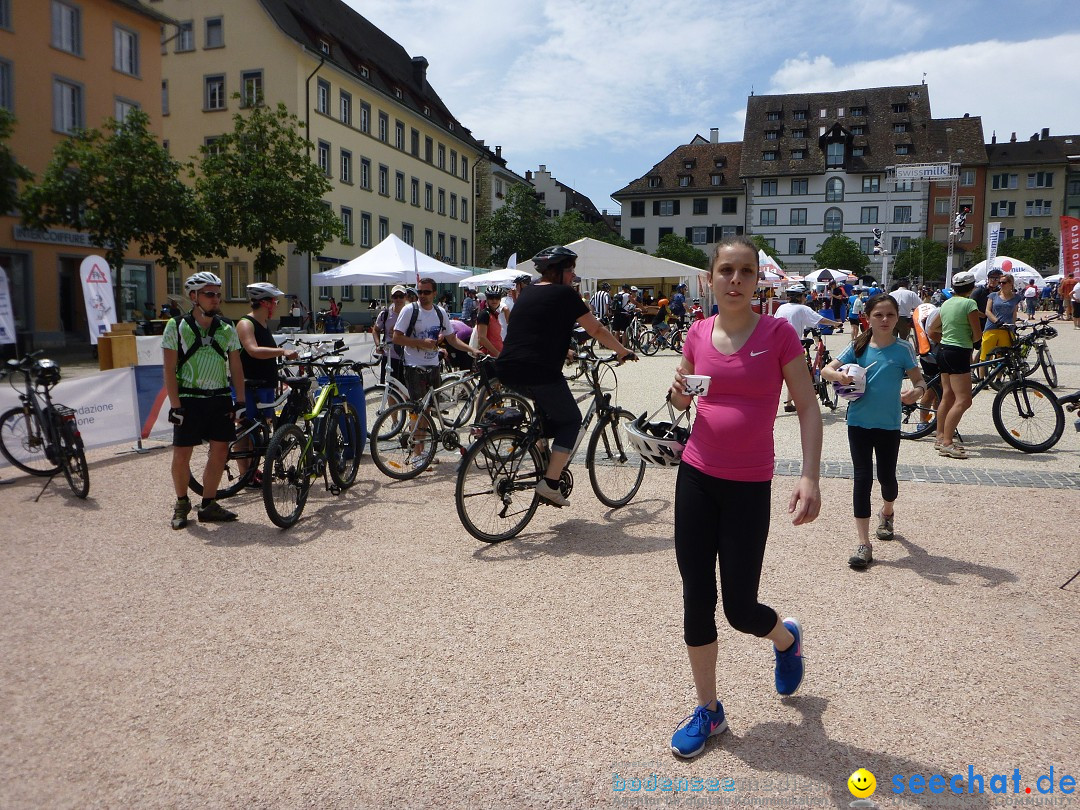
[531,245,578,271]
[600,281,611,290]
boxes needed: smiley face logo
[848,768,876,798]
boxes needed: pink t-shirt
[681,315,803,481]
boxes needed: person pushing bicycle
[495,245,636,507]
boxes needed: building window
[658,227,673,240]
[340,149,352,184]
[629,228,645,245]
[764,130,779,141]
[825,177,844,202]
[114,97,138,124]
[317,141,330,176]
[892,103,907,113]
[204,16,223,48]
[788,238,806,255]
[394,172,405,202]
[401,223,413,246]
[679,175,692,186]
[1027,171,1054,189]
[862,175,880,193]
[425,137,433,162]
[240,71,263,107]
[760,209,777,226]
[790,208,807,226]
[378,164,388,196]
[722,197,737,214]
[204,75,226,111]
[203,136,222,156]
[762,151,778,161]
[891,236,911,253]
[450,150,458,175]
[761,179,778,196]
[693,198,708,215]
[658,200,676,216]
[437,232,445,257]
[895,180,914,192]
[113,26,139,75]
[934,198,950,215]
[316,79,330,114]
[410,177,419,206]
[894,144,911,155]
[0,0,10,29]
[710,174,722,186]
[51,1,81,55]
[766,111,780,121]
[410,128,420,156]
[379,217,389,242]
[0,60,12,112]
[850,125,865,136]
[791,129,807,139]
[461,199,468,223]
[340,285,353,302]
[648,176,662,188]
[826,142,844,167]
[860,237,874,254]
[360,213,371,247]
[1068,179,1080,196]
[791,150,806,160]
[360,158,371,190]
[395,120,405,150]
[360,102,370,133]
[630,201,645,217]
[691,227,708,245]
[438,188,446,215]
[434,144,444,169]
[893,205,912,223]
[359,65,369,79]
[860,206,879,224]
[319,39,331,56]
[52,78,83,133]
[990,201,1016,217]
[448,193,457,219]
[892,122,909,134]
[793,109,807,120]
[961,169,976,187]
[378,112,388,142]
[176,21,193,52]
[851,106,865,117]
[1025,199,1052,216]
[461,157,469,181]
[339,91,351,125]
[318,285,331,301]
[449,236,457,263]
[340,207,352,243]
[851,147,865,157]
[425,229,433,255]
[425,184,433,211]
[824,207,843,232]
[992,173,1018,190]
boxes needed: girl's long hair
[853,293,899,357]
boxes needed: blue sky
[343,0,1077,215]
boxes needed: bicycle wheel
[992,379,1064,453]
[671,329,684,355]
[370,403,436,479]
[985,348,1023,393]
[58,418,89,498]
[327,403,362,488]
[262,424,312,528]
[821,378,840,411]
[0,407,60,475]
[364,384,405,442]
[586,409,645,508]
[1038,345,1058,388]
[437,376,478,429]
[899,379,937,439]
[188,423,264,498]
[638,331,660,356]
[455,428,543,543]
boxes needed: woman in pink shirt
[667,236,823,759]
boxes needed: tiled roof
[611,140,743,198]
[740,84,934,177]
[986,134,1080,166]
[256,0,481,149]
[926,116,988,165]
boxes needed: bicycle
[261,353,364,528]
[454,353,645,543]
[899,341,1064,453]
[802,329,839,411]
[0,353,89,498]
[1011,317,1059,388]
[369,356,533,480]
[638,322,685,356]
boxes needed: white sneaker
[535,480,570,507]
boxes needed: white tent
[457,267,538,289]
[514,238,704,282]
[969,256,1046,289]
[312,234,471,285]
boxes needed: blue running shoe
[670,702,727,758]
[774,617,804,696]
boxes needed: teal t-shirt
[939,295,978,348]
[837,340,918,431]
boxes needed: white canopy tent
[969,256,1047,289]
[312,234,471,286]
[458,266,538,289]
[514,238,704,283]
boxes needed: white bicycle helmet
[184,271,223,292]
[247,281,284,301]
[625,409,689,467]
[786,284,807,295]
[484,285,505,298]
[832,363,868,402]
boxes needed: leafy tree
[890,238,947,283]
[20,109,204,277]
[999,232,1059,270]
[812,233,869,274]
[653,234,709,269]
[0,109,32,215]
[750,234,784,269]
[963,244,985,269]
[551,209,638,252]
[195,100,344,280]
[475,183,554,266]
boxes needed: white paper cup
[683,374,711,397]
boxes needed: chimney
[495,145,502,158]
[1042,127,1050,139]
[539,164,547,173]
[411,56,428,87]
[525,170,532,182]
[1010,132,1017,143]
[991,132,997,144]
[710,127,719,144]
[1031,133,1039,141]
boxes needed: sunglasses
[198,291,223,299]
[391,293,405,299]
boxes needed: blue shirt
[837,340,918,431]
[986,292,1022,330]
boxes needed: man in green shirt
[162,271,245,528]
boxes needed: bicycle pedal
[328,485,342,495]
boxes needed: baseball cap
[952,271,976,287]
[391,285,408,296]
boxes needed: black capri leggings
[507,379,582,453]
[674,462,777,647]
[847,426,901,519]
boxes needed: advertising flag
[1061,216,1080,277]
[0,266,17,346]
[79,255,116,345]
[985,222,1002,270]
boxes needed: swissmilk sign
[894,163,952,181]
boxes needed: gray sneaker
[848,544,872,568]
[875,512,894,540]
[535,480,570,508]
[197,500,238,523]
[171,498,191,530]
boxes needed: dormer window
[892,103,907,113]
[423,105,430,116]
[792,129,806,139]
[448,121,454,131]
[683,159,695,170]
[394,87,403,100]
[678,176,691,187]
[893,122,909,134]
[648,176,662,188]
[826,142,845,167]
[319,39,331,55]
[895,144,911,155]
[766,111,781,121]
[793,110,807,120]
[762,151,778,161]
[710,173,723,186]
[851,125,865,135]
[714,158,725,168]
[359,65,369,79]
[765,130,779,140]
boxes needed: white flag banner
[79,255,116,345]
[0,266,17,346]
[507,253,517,270]
[986,222,1002,269]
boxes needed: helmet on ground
[832,363,868,402]
[530,245,577,270]
[185,271,223,292]
[247,281,284,301]
[786,284,807,296]
[625,411,689,467]
[485,285,505,298]
[32,358,62,387]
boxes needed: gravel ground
[1,323,1078,809]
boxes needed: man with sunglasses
[162,272,246,529]
[373,285,410,383]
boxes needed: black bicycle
[0,353,89,498]
[803,329,839,411]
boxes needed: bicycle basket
[625,398,690,467]
[33,358,62,388]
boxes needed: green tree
[812,233,869,274]
[0,109,32,215]
[20,109,204,278]
[963,244,985,269]
[551,209,638,252]
[890,238,947,283]
[999,232,1059,271]
[750,234,784,269]
[653,234,709,269]
[195,101,344,280]
[475,183,554,266]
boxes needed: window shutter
[736,226,744,235]
[673,200,681,215]
[706,227,715,243]
[685,227,693,241]
[652,201,660,216]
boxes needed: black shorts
[173,396,236,447]
[936,345,972,375]
[612,312,630,331]
[404,365,441,401]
